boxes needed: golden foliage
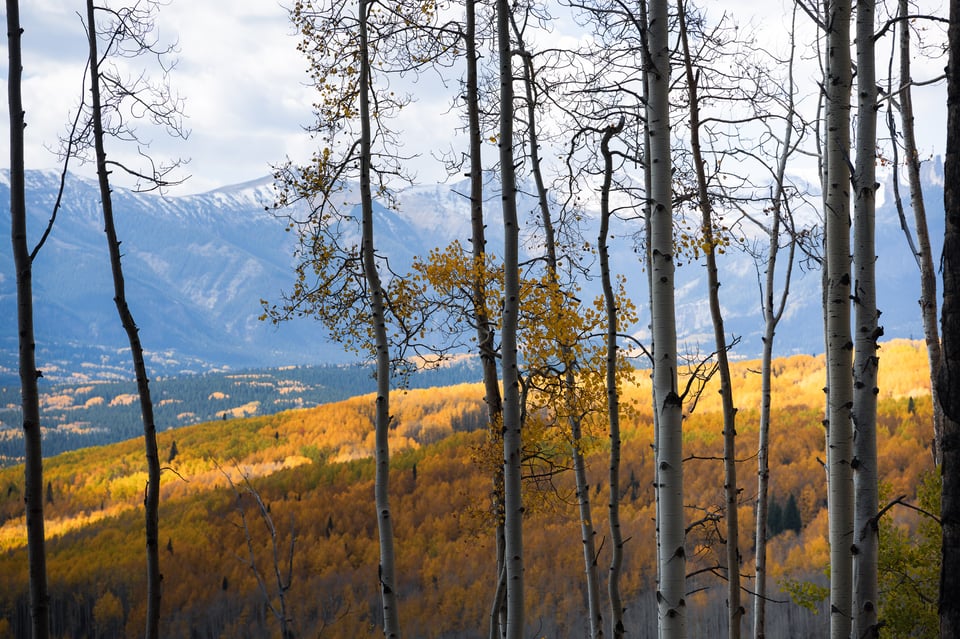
[0,340,939,636]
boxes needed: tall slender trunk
[638,0,661,597]
[752,14,797,636]
[464,3,507,636]
[358,0,400,634]
[513,35,603,637]
[84,2,163,636]
[7,3,50,636]
[647,1,685,636]
[897,0,943,464]
[939,2,960,635]
[676,16,743,639]
[823,1,855,636]
[851,0,879,635]
[599,118,626,639]
[676,6,740,637]
[497,0,524,633]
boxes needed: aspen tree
[7,2,50,636]
[646,0,686,636]
[269,1,452,635]
[496,0,524,632]
[461,0,508,634]
[509,13,603,634]
[597,117,627,639]
[752,11,800,637]
[851,0,880,634]
[822,0,855,636]
[356,1,402,632]
[676,4,740,635]
[74,3,187,634]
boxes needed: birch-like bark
[647,0,685,636]
[638,0,662,596]
[7,3,51,636]
[83,2,163,635]
[939,2,960,635]
[358,0,401,634]
[676,6,740,636]
[599,118,626,639]
[497,0,524,632]
[823,1,855,636]
[851,0,879,635]
[897,0,943,464]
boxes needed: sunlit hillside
[0,339,937,637]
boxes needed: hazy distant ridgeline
[0,340,936,637]
[0,165,946,384]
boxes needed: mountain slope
[0,341,937,637]
[0,162,945,382]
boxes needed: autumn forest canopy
[0,341,944,637]
[4,0,960,638]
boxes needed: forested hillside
[0,360,482,465]
[0,340,937,637]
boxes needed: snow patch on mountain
[0,163,946,380]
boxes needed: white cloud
[0,0,949,199]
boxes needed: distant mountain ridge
[0,163,945,383]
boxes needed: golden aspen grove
[0,340,939,636]
[5,0,955,636]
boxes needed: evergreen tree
[783,494,802,534]
[767,498,783,536]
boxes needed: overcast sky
[0,0,949,197]
[1,1,322,195]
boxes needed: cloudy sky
[0,0,949,197]
[1,1,327,195]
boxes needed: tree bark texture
[823,1,855,637]
[7,2,51,636]
[497,0,524,633]
[358,0,401,634]
[647,1,685,636]
[851,0,879,635]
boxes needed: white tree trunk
[497,0,524,633]
[463,3,508,635]
[647,1,685,636]
[823,1,854,637]
[851,0,879,635]
[359,0,401,634]
[514,38,603,636]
